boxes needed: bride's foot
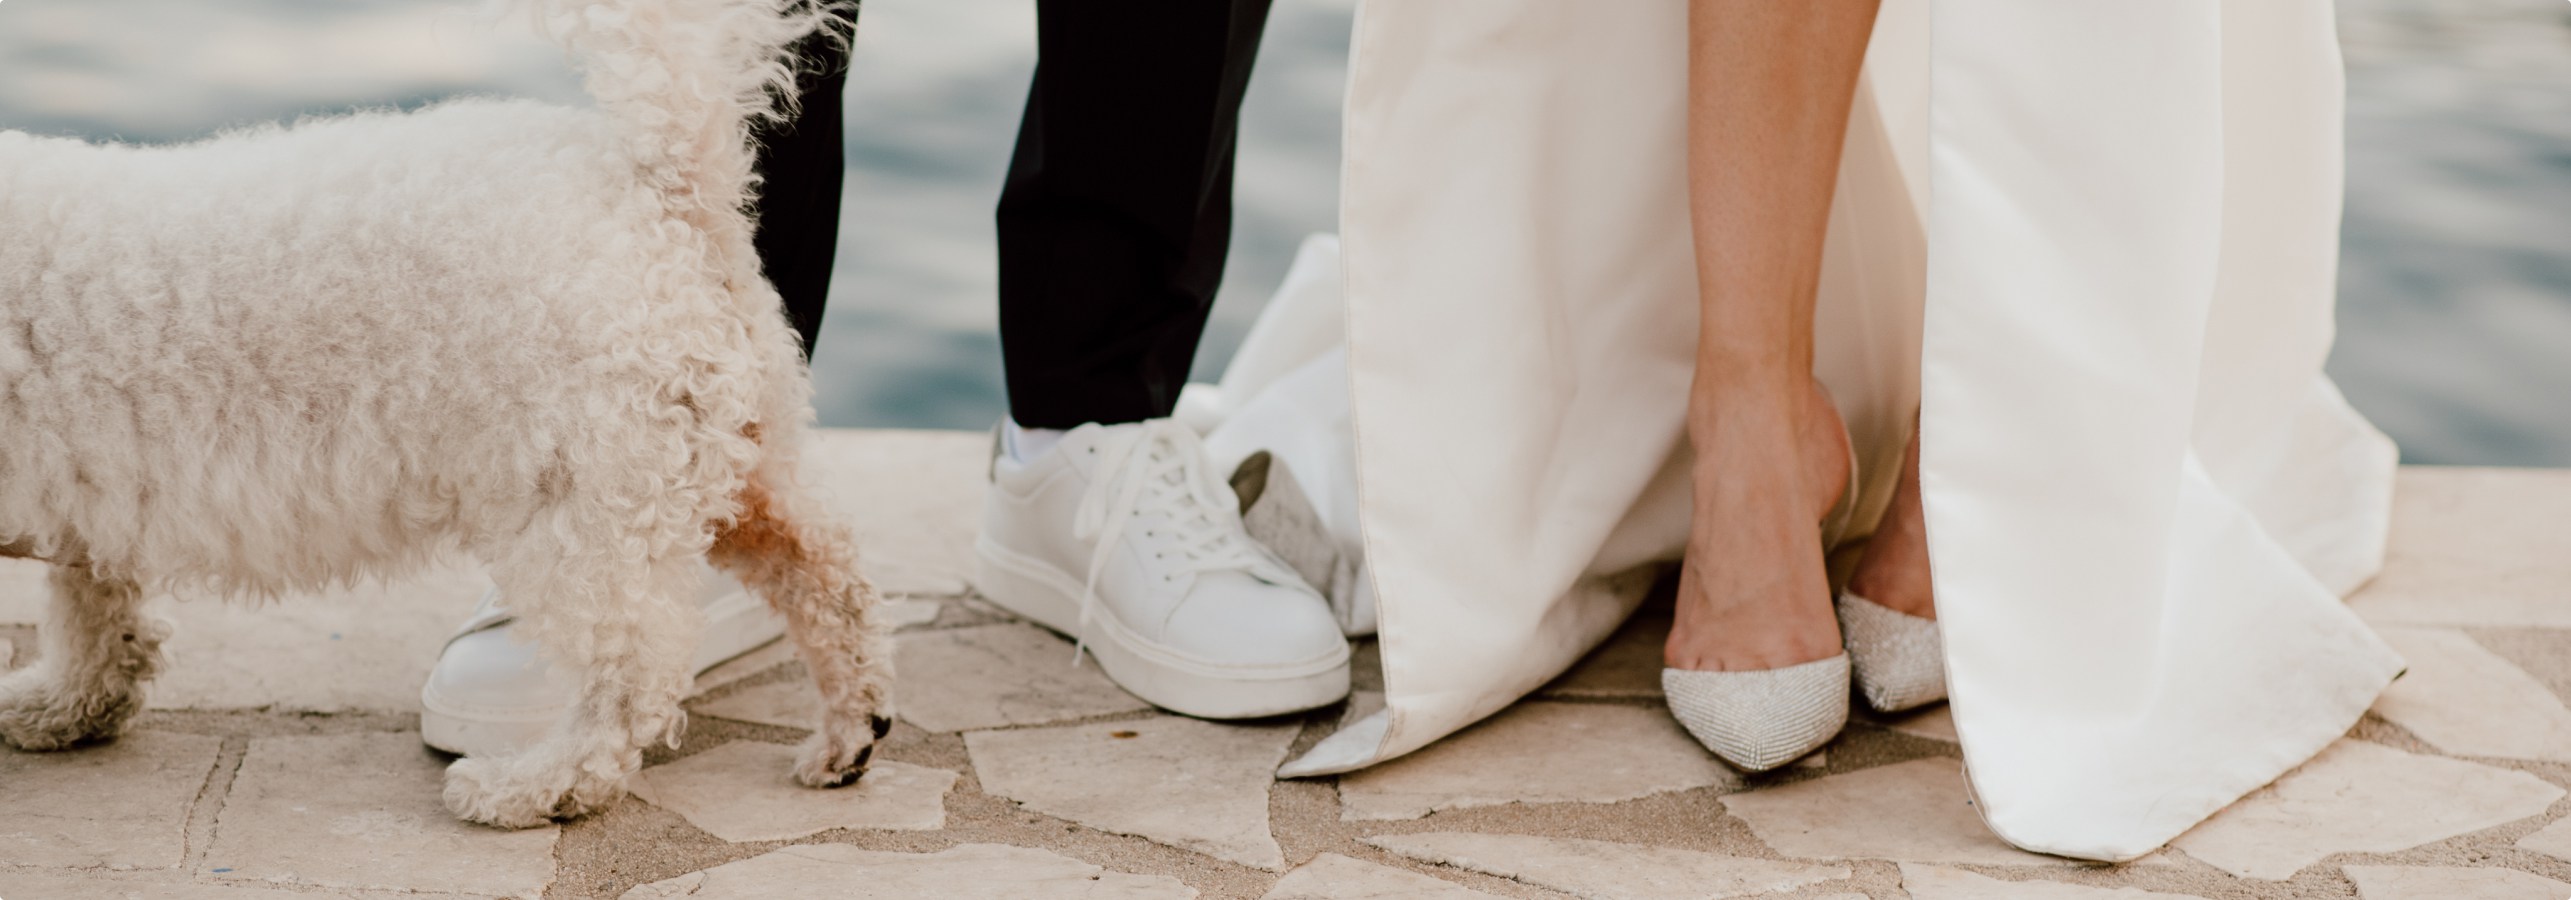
[1844,427,1932,620]
[1840,425,1946,712]
[1662,379,1853,772]
[1665,379,1852,672]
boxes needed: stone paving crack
[179,734,249,876]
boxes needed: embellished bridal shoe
[1664,655,1850,772]
[1664,437,1860,773]
[1837,591,1946,712]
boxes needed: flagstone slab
[146,564,488,713]
[1884,706,1957,743]
[0,511,935,718]
[2514,817,2571,864]
[1719,758,2069,867]
[627,740,955,842]
[1898,864,2206,899]
[0,730,223,868]
[1259,854,1504,899]
[2171,739,2563,880]
[1365,832,1849,899]
[1338,689,1387,730]
[0,869,416,899]
[1542,608,1669,698]
[892,623,1150,733]
[203,733,557,897]
[0,567,932,721]
[135,567,882,716]
[2347,467,2571,629]
[882,597,944,629]
[692,639,800,696]
[620,843,1197,900]
[2370,626,2571,761]
[1336,702,1734,821]
[697,623,1149,733]
[967,715,1297,870]
[682,604,918,705]
[2344,865,2571,900]
[802,429,986,597]
[693,678,821,730]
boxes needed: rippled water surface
[4,0,2564,465]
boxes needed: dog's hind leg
[710,475,892,789]
[441,546,699,829]
[0,563,169,750]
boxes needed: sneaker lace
[1067,420,1273,663]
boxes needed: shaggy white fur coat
[0,0,892,828]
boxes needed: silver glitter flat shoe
[1664,655,1851,772]
[1837,591,1946,713]
[1661,422,1863,773]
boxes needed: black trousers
[752,24,852,358]
[996,0,1276,428]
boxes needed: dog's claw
[791,725,879,789]
[814,750,868,788]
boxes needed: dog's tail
[523,0,844,236]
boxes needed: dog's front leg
[0,562,170,750]
[440,554,697,828]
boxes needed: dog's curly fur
[0,0,890,828]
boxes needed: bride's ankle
[1686,384,1850,516]
[1844,563,1932,620]
[1798,385,1852,512]
[1846,496,1935,619]
[1846,419,1933,620]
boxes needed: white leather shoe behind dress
[976,420,1351,719]
[1230,451,1376,638]
[420,565,783,758]
[1837,591,1947,712]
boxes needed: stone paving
[2,431,2569,898]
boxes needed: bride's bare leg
[1846,423,1935,619]
[1666,0,1881,672]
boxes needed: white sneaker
[420,565,784,757]
[976,419,1351,719]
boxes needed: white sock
[1005,419,1067,462]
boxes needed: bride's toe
[1662,654,1849,772]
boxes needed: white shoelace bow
[1067,420,1274,663]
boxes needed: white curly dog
[0,0,893,827]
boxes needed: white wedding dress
[1188,0,2404,861]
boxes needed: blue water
[4,0,2564,465]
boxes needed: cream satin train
[1189,0,2405,861]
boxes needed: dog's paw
[442,755,622,828]
[442,757,555,829]
[0,670,135,751]
[791,714,890,789]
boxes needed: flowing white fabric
[1202,0,2405,860]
